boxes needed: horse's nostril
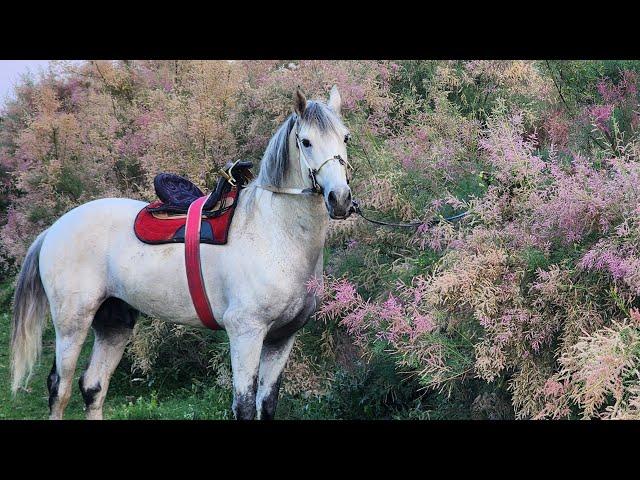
[328,191,337,206]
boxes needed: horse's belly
[107,237,207,327]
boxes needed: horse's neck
[249,133,329,253]
[255,185,329,246]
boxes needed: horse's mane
[256,100,344,188]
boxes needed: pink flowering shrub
[307,68,640,419]
[569,69,640,156]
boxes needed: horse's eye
[302,139,311,148]
[344,134,351,144]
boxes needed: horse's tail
[10,230,49,395]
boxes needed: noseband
[257,120,352,196]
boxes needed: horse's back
[39,198,146,296]
[42,198,145,250]
[60,197,146,221]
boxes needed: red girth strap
[185,195,221,330]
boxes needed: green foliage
[55,162,86,200]
[543,60,640,108]
[322,357,421,419]
[0,278,14,310]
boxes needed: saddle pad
[134,188,239,245]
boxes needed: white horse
[10,86,353,420]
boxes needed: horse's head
[293,86,353,219]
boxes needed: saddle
[149,160,254,216]
[133,161,254,331]
[134,161,253,245]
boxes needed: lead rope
[350,199,469,229]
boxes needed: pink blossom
[543,379,565,398]
[379,295,403,321]
[412,313,436,337]
[305,275,324,295]
[346,239,358,250]
[588,104,614,133]
[334,280,357,304]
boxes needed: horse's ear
[328,85,341,116]
[294,86,307,116]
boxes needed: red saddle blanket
[134,188,239,245]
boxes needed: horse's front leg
[256,333,296,420]
[225,310,268,420]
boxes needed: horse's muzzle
[327,187,352,219]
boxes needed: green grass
[108,386,233,420]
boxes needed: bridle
[257,119,352,196]
[297,132,351,194]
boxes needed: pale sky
[0,60,51,107]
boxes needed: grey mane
[257,114,297,188]
[256,100,344,188]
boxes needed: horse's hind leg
[79,298,138,420]
[49,304,96,420]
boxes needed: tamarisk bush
[316,78,640,418]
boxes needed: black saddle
[148,161,254,216]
